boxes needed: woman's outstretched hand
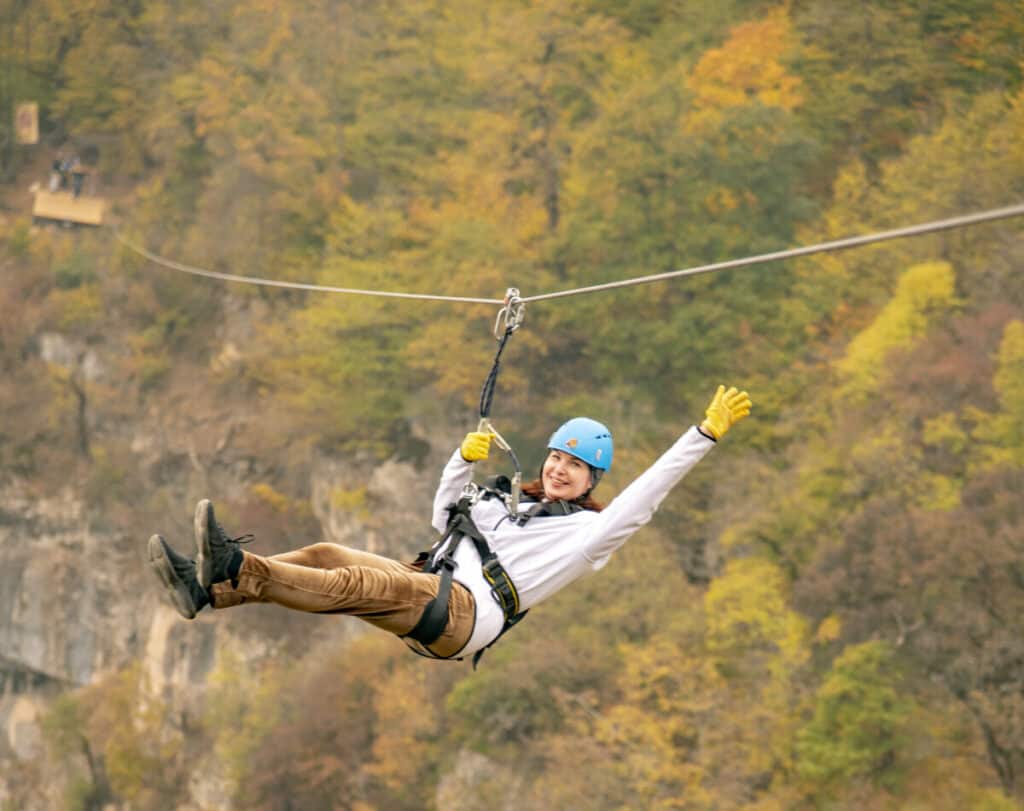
[700,385,752,440]
[460,431,495,462]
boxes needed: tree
[571,558,809,809]
[971,320,1024,469]
[550,4,817,422]
[837,261,959,402]
[796,641,913,792]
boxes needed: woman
[148,385,751,661]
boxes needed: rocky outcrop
[310,450,438,559]
[0,436,451,782]
[0,303,467,804]
[0,482,138,689]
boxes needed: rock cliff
[0,309,461,805]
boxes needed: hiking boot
[147,534,209,620]
[194,499,253,588]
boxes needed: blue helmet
[547,417,613,471]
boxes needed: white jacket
[430,425,715,657]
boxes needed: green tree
[796,641,912,791]
[550,4,818,425]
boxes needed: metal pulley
[493,287,525,339]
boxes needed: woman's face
[542,450,592,502]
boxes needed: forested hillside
[1,1,1023,809]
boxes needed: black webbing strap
[406,557,456,646]
[478,326,514,421]
[404,485,583,659]
[514,498,580,525]
[404,514,466,648]
[456,514,520,617]
[404,496,524,652]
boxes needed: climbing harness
[405,484,524,665]
[404,290,559,666]
[404,475,583,667]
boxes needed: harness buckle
[439,556,457,572]
[480,557,503,580]
[459,482,484,507]
[481,558,519,616]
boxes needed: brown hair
[522,478,604,512]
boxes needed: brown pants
[210,543,475,659]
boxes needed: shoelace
[217,523,255,546]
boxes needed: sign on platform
[15,103,39,145]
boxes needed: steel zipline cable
[115,202,1024,309]
[520,202,1024,303]
[112,229,504,306]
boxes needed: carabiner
[477,417,522,518]
[493,287,525,340]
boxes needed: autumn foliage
[1,1,1023,809]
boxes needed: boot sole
[194,499,213,588]
[148,534,199,620]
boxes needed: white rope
[520,203,1024,303]
[115,202,1024,308]
[113,229,504,306]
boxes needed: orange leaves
[684,7,803,136]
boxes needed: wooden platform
[32,190,105,227]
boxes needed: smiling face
[541,449,592,502]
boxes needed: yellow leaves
[249,481,307,516]
[705,558,808,675]
[992,320,1024,411]
[1007,85,1024,168]
[970,320,1024,469]
[178,2,342,276]
[704,560,809,781]
[838,261,959,401]
[420,112,550,248]
[204,649,286,790]
[365,660,446,794]
[597,636,720,810]
[918,414,969,510]
[329,486,371,523]
[191,57,233,140]
[684,7,803,135]
[915,472,961,512]
[601,39,657,93]
[240,1,296,72]
[703,187,742,216]
[922,412,969,454]
[587,557,810,807]
[815,615,842,644]
[53,664,187,807]
[49,285,104,332]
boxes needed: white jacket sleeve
[577,426,715,564]
[431,449,475,534]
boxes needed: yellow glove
[460,431,494,462]
[700,385,752,440]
